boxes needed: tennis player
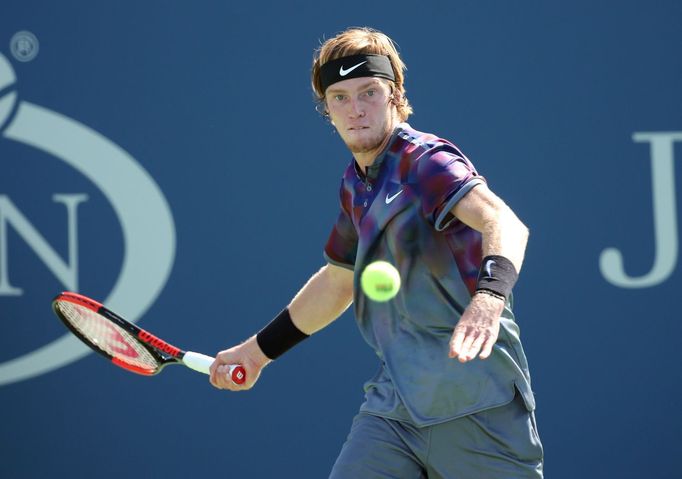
[210,27,544,478]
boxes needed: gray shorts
[329,391,543,479]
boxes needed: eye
[366,89,375,97]
[334,94,346,102]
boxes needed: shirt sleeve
[417,150,486,231]
[324,205,358,271]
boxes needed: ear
[316,102,329,117]
[390,89,403,104]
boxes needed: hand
[449,292,505,363]
[209,335,271,391]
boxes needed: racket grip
[182,351,246,385]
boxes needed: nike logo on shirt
[385,189,404,204]
[339,61,367,76]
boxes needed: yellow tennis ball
[361,261,401,302]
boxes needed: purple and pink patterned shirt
[325,123,535,426]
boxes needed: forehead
[325,77,389,95]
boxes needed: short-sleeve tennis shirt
[324,123,536,426]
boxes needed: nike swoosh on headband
[339,61,368,76]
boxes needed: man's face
[324,77,396,155]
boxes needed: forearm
[480,205,529,274]
[288,264,354,334]
[451,184,529,274]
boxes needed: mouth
[348,126,370,131]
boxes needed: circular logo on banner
[9,31,39,63]
[0,51,176,386]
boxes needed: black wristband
[475,288,506,301]
[256,308,309,360]
[475,255,518,301]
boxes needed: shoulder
[395,125,475,182]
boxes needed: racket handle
[183,351,246,385]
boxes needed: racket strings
[56,301,160,372]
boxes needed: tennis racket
[52,291,246,384]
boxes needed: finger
[209,357,219,376]
[449,328,466,358]
[210,357,226,386]
[210,353,228,383]
[458,332,478,362]
[463,333,488,362]
[214,365,235,390]
[211,363,234,390]
[209,360,218,385]
[478,335,496,360]
[209,367,221,389]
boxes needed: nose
[349,98,365,118]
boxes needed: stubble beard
[347,135,384,154]
[344,120,393,154]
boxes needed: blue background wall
[1,1,681,477]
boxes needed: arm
[452,183,528,271]
[209,263,354,390]
[448,183,529,362]
[289,263,355,334]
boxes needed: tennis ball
[361,261,401,302]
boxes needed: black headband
[319,54,396,93]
